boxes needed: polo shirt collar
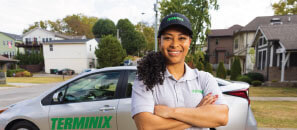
[164,63,198,81]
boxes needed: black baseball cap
[158,13,193,38]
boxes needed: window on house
[257,50,267,70]
[258,51,262,70]
[42,38,45,43]
[34,37,38,44]
[262,50,266,70]
[11,41,13,46]
[290,52,297,67]
[235,39,239,49]
[49,44,53,51]
[49,38,52,41]
[46,38,49,42]
[216,39,219,45]
[3,41,5,45]
[259,36,267,47]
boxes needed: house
[0,55,18,82]
[232,15,297,73]
[0,32,22,58]
[17,28,86,54]
[207,25,242,69]
[43,39,99,74]
[252,24,297,82]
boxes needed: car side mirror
[53,91,63,103]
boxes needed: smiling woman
[132,13,229,130]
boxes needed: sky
[0,0,279,35]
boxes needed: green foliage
[204,62,213,74]
[14,48,44,66]
[23,14,98,38]
[226,69,231,76]
[135,22,155,52]
[116,19,146,55]
[159,0,219,53]
[237,75,252,84]
[251,80,263,86]
[245,72,265,82]
[93,19,116,38]
[272,0,297,15]
[95,35,126,68]
[196,61,204,70]
[7,69,25,77]
[230,57,241,80]
[216,62,226,79]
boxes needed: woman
[131,13,229,130]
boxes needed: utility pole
[154,0,158,52]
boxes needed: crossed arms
[133,93,229,130]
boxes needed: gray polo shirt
[131,64,228,130]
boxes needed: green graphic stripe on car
[192,89,203,94]
[51,116,112,130]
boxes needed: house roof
[0,56,18,62]
[241,15,297,32]
[260,24,297,50]
[22,28,86,40]
[44,39,91,44]
[208,24,242,37]
[0,32,22,40]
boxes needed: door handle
[99,105,115,112]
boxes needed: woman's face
[159,26,191,65]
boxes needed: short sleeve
[131,77,155,117]
[200,72,228,105]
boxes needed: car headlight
[0,108,8,114]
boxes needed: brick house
[207,25,242,69]
[252,24,297,82]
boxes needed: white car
[0,66,257,130]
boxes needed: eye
[163,36,172,40]
[179,36,187,40]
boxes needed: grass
[0,84,18,87]
[249,86,297,97]
[251,101,297,128]
[6,76,74,84]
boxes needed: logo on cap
[167,16,184,22]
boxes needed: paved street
[0,83,59,108]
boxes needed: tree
[230,57,242,80]
[205,62,213,75]
[93,19,116,38]
[135,22,155,52]
[116,19,147,55]
[272,0,297,15]
[159,0,219,53]
[95,35,126,68]
[216,62,226,79]
[23,14,98,38]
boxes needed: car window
[64,71,121,102]
[125,71,136,97]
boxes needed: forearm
[170,105,229,128]
[134,112,191,130]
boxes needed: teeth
[170,52,179,54]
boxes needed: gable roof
[0,55,18,62]
[241,15,297,32]
[22,28,86,40]
[259,24,297,50]
[208,24,242,37]
[0,32,22,40]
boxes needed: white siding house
[43,39,98,74]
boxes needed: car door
[48,71,124,130]
[117,70,137,130]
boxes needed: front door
[48,71,123,130]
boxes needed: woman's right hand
[197,93,218,107]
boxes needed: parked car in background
[57,68,75,75]
[0,66,257,130]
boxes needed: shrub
[230,57,241,80]
[196,61,204,70]
[237,75,252,84]
[204,62,213,74]
[226,69,231,76]
[252,80,262,86]
[7,69,25,77]
[245,72,264,82]
[15,72,24,77]
[23,71,32,77]
[216,62,226,79]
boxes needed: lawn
[6,76,74,84]
[251,101,297,128]
[249,86,297,97]
[0,84,17,87]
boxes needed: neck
[166,62,185,80]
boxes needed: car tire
[10,120,39,130]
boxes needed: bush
[245,72,264,82]
[196,61,204,70]
[15,72,24,77]
[216,62,226,79]
[7,69,25,77]
[226,69,231,76]
[237,75,252,84]
[23,71,32,77]
[252,80,262,86]
[204,62,213,74]
[230,57,241,80]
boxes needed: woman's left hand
[154,105,174,118]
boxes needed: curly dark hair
[137,51,166,91]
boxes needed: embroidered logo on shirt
[192,89,203,94]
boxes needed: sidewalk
[250,97,297,101]
[258,128,297,130]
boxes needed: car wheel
[10,120,39,130]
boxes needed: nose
[169,37,180,48]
